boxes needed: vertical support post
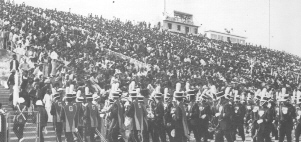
[13,73,19,106]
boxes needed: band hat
[76,97,84,102]
[174,91,185,98]
[65,93,75,98]
[154,92,163,98]
[278,94,290,102]
[36,100,43,106]
[129,90,138,98]
[111,90,121,98]
[186,90,196,96]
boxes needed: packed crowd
[2,1,301,142]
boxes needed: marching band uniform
[250,105,260,142]
[163,93,175,142]
[152,93,166,142]
[186,90,200,142]
[50,93,64,142]
[263,100,275,142]
[107,91,125,142]
[279,96,296,142]
[126,90,148,142]
[85,94,100,142]
[295,106,301,142]
[232,99,246,141]
[60,92,78,142]
[75,96,85,140]
[198,95,212,142]
[255,107,268,142]
[172,91,189,142]
[215,88,234,142]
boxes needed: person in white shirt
[43,89,53,122]
[50,50,58,77]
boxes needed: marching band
[12,80,301,142]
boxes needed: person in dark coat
[214,96,234,142]
[163,93,174,142]
[186,90,200,142]
[232,96,246,142]
[152,92,166,142]
[198,96,212,142]
[35,100,48,142]
[107,90,125,142]
[172,91,189,142]
[84,93,100,142]
[279,97,296,142]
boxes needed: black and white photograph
[0,0,301,142]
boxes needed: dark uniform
[232,102,246,141]
[187,101,200,142]
[146,99,156,142]
[215,102,234,142]
[164,102,175,142]
[172,102,189,142]
[295,108,301,142]
[199,102,212,142]
[61,102,78,142]
[75,101,85,139]
[50,99,64,142]
[153,100,166,142]
[107,99,125,142]
[256,108,269,142]
[85,101,100,142]
[249,106,259,142]
[279,103,296,142]
[126,100,148,142]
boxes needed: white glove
[297,116,300,120]
[167,123,171,126]
[75,128,78,132]
[257,119,263,124]
[215,113,221,117]
[201,114,206,119]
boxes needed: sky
[11,0,301,57]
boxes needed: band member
[214,87,234,142]
[84,92,100,142]
[295,105,301,142]
[50,93,64,142]
[163,90,175,142]
[13,97,27,142]
[172,91,189,142]
[255,107,268,141]
[126,89,148,142]
[186,90,200,142]
[60,88,78,142]
[232,91,246,142]
[75,95,85,140]
[152,92,166,142]
[264,99,275,142]
[107,90,125,142]
[279,94,296,142]
[198,94,212,142]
